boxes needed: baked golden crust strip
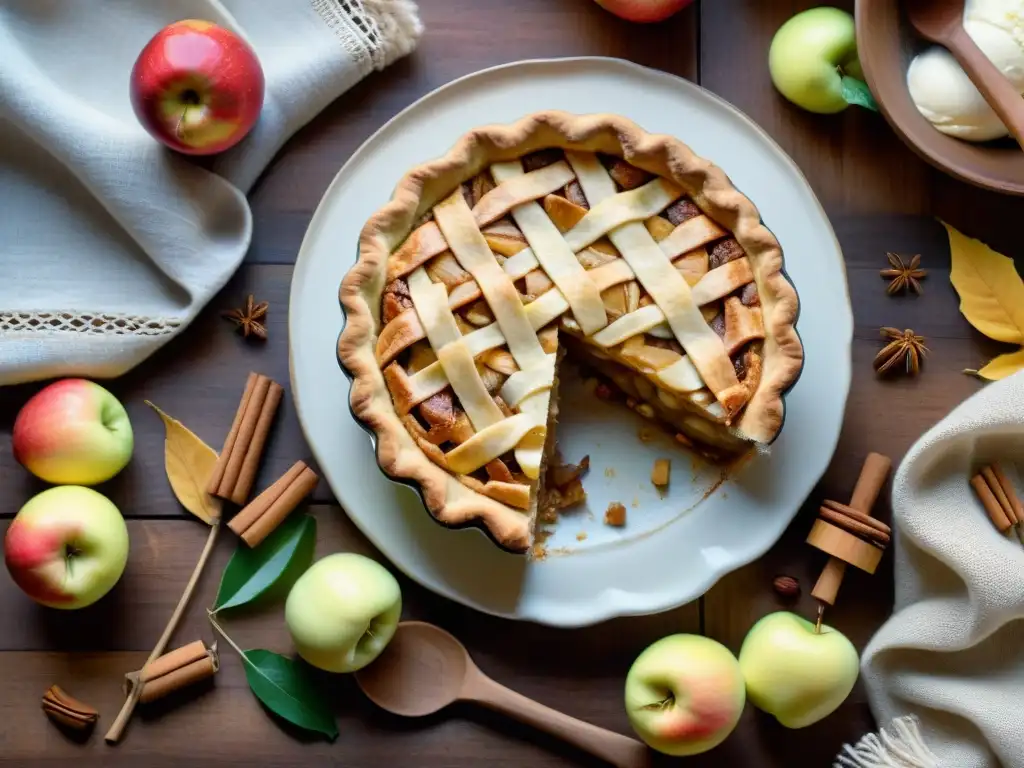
[567,151,747,417]
[491,160,608,336]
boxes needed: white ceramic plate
[289,58,851,627]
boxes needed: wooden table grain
[0,1,1011,765]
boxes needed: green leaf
[242,649,338,740]
[213,515,316,612]
[841,76,879,112]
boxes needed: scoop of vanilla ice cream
[968,0,1024,40]
[907,17,1024,142]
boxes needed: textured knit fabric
[861,372,1024,768]
[0,0,421,384]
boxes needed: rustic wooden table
[1,1,1016,765]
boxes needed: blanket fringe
[835,717,940,768]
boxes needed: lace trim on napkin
[0,311,181,337]
[311,0,422,73]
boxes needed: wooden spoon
[905,0,1024,149]
[355,622,650,768]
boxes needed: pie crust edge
[338,111,804,552]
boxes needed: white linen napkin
[0,0,421,385]
[858,371,1024,768]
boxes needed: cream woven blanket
[858,372,1024,767]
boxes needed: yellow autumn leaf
[146,401,222,525]
[974,347,1024,381]
[945,222,1024,344]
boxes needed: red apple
[594,0,694,23]
[5,487,130,610]
[625,634,745,755]
[13,379,133,486]
[130,19,264,155]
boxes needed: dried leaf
[975,348,1024,381]
[146,402,222,525]
[945,223,1024,381]
[946,222,1024,344]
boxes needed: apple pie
[339,112,802,551]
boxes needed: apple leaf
[212,514,316,613]
[841,76,878,112]
[242,649,338,741]
[146,401,222,525]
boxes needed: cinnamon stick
[207,372,257,495]
[218,375,271,498]
[137,640,218,704]
[229,461,319,548]
[982,466,1015,523]
[231,381,284,504]
[820,499,893,535]
[41,685,99,732]
[208,373,283,505]
[972,464,1024,547]
[991,462,1023,523]
[971,474,1013,532]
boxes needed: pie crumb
[604,502,627,527]
[604,467,616,478]
[651,458,671,488]
[638,427,654,443]
[576,531,588,542]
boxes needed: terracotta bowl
[856,0,1024,194]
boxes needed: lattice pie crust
[339,112,803,551]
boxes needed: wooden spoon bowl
[355,621,466,717]
[356,622,650,768]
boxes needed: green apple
[625,634,745,756]
[769,7,863,114]
[738,611,859,728]
[285,553,402,673]
[4,486,130,609]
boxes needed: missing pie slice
[339,112,803,552]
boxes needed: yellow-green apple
[738,611,859,728]
[594,0,694,23]
[769,8,863,114]
[13,379,133,486]
[285,553,402,673]
[4,487,130,610]
[130,19,264,155]
[624,634,745,756]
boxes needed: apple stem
[815,603,825,634]
[175,107,189,141]
[104,521,222,744]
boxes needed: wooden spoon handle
[462,670,650,768]
[946,25,1024,149]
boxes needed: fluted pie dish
[339,112,803,552]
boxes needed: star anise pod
[881,252,926,295]
[874,327,928,376]
[222,294,268,340]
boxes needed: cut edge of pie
[339,111,803,553]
